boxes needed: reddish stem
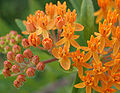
[37,46,46,50]
[42,58,58,64]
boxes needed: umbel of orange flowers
[2,1,120,93]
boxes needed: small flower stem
[37,46,46,50]
[42,58,58,64]
[52,30,57,42]
[57,29,61,41]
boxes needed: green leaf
[0,18,11,36]
[0,70,2,75]
[79,0,95,41]
[15,19,26,31]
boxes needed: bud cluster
[0,30,23,54]
[3,48,45,88]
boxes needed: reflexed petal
[82,63,92,69]
[59,58,71,70]
[55,38,66,46]
[104,61,114,67]
[78,66,83,78]
[83,51,92,62]
[93,51,100,64]
[94,9,102,16]
[71,39,80,48]
[99,37,105,53]
[74,82,85,88]
[113,41,120,56]
[96,13,103,24]
[92,86,103,92]
[115,83,120,90]
[65,41,70,50]
[22,31,29,35]
[80,46,90,51]
[72,35,79,39]
[94,75,99,86]
[86,86,91,93]
[112,64,120,73]
[85,70,94,75]
[47,20,55,30]
[74,23,84,31]
[94,32,101,37]
[52,48,60,59]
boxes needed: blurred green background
[0,0,100,93]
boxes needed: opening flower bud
[7,51,15,61]
[15,54,24,63]
[31,55,39,65]
[23,49,33,58]
[22,38,30,48]
[26,67,35,77]
[11,65,20,74]
[3,69,11,77]
[4,61,12,69]
[36,62,45,71]
[42,38,53,50]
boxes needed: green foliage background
[0,0,118,93]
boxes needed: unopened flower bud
[22,38,30,48]
[36,62,45,71]
[31,55,39,65]
[15,54,24,63]
[12,44,21,54]
[10,31,17,38]
[4,61,12,69]
[0,37,5,41]
[0,41,6,47]
[7,51,15,61]
[11,65,20,73]
[16,34,22,43]
[17,74,26,82]
[13,80,23,88]
[23,49,33,58]
[4,46,11,53]
[42,38,53,50]
[3,69,11,77]
[10,39,16,46]
[26,67,35,77]
[28,33,41,47]
[55,16,65,30]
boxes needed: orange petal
[22,31,29,35]
[43,30,49,38]
[85,70,94,75]
[82,63,92,69]
[70,39,80,48]
[104,61,114,67]
[80,46,90,51]
[94,9,102,16]
[74,23,84,31]
[83,51,92,62]
[74,82,85,88]
[59,58,71,70]
[78,66,83,78]
[93,51,100,64]
[65,41,70,50]
[94,32,101,37]
[112,64,120,73]
[92,86,103,92]
[72,35,79,39]
[36,28,42,35]
[96,13,103,24]
[55,38,66,46]
[94,75,99,86]
[99,37,105,53]
[115,83,120,90]
[86,86,91,93]
[113,40,120,56]
[47,20,55,30]
[52,48,60,59]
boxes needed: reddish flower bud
[42,38,53,50]
[0,37,5,40]
[31,55,39,65]
[7,51,15,61]
[13,80,23,88]
[12,44,21,54]
[16,34,22,43]
[3,69,11,77]
[22,38,30,48]
[11,65,20,73]
[10,39,16,46]
[23,49,33,58]
[4,46,11,53]
[28,33,41,47]
[55,16,65,30]
[4,61,12,69]
[26,67,35,77]
[10,31,17,36]
[17,74,26,82]
[15,54,24,63]
[36,62,45,71]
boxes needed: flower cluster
[0,30,22,53]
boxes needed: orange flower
[85,62,108,86]
[72,49,92,78]
[65,9,84,31]
[94,20,112,53]
[55,24,80,49]
[74,74,94,93]
[28,32,41,47]
[52,45,71,70]
[81,35,100,64]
